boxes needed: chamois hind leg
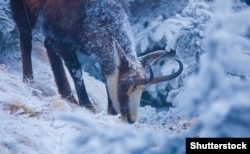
[10,0,40,82]
[10,1,35,82]
[56,41,95,111]
[44,37,77,104]
[19,27,33,82]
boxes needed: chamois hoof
[63,95,78,105]
[23,78,35,84]
[81,104,97,113]
[107,107,118,115]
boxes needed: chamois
[10,0,183,123]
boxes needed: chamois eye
[120,83,129,92]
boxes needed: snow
[1,0,250,153]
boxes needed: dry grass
[4,103,39,117]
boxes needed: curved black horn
[147,65,154,84]
[150,59,183,84]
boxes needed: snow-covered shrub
[130,0,188,54]
[176,0,250,137]
[131,0,212,107]
[0,0,19,63]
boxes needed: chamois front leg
[107,90,118,115]
[58,42,95,111]
[44,37,77,104]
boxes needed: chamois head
[106,41,183,124]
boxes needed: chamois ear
[113,41,129,67]
[139,50,166,68]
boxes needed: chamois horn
[135,59,183,85]
[150,59,183,84]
